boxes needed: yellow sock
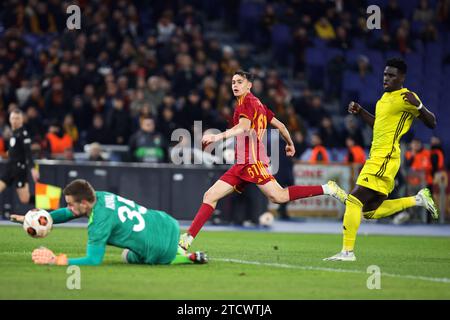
[342,194,363,252]
[363,197,416,219]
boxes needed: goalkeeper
[11,179,207,266]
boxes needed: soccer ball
[259,211,274,228]
[23,209,53,238]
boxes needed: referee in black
[0,108,39,208]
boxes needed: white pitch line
[214,258,450,284]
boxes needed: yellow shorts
[356,156,401,195]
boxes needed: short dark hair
[386,58,407,74]
[63,179,96,203]
[234,70,254,82]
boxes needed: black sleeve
[22,129,35,168]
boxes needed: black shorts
[0,162,28,189]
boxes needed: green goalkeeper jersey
[50,191,180,265]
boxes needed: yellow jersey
[370,88,420,160]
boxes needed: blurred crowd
[0,0,447,176]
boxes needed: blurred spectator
[44,76,69,121]
[86,113,111,145]
[23,84,45,111]
[16,79,32,107]
[330,26,352,50]
[342,115,365,147]
[106,98,131,145]
[413,0,435,24]
[293,88,313,118]
[384,0,404,28]
[144,76,165,114]
[128,116,167,163]
[314,17,336,41]
[420,23,438,42]
[24,105,45,142]
[372,33,395,52]
[293,131,308,160]
[25,1,57,34]
[282,105,308,137]
[395,21,414,54]
[260,4,277,48]
[87,142,106,162]
[344,136,366,165]
[71,94,92,133]
[44,121,73,159]
[129,89,147,118]
[173,54,196,97]
[309,133,330,164]
[326,54,346,100]
[405,138,433,189]
[292,27,311,77]
[353,55,373,78]
[318,116,343,148]
[236,46,255,71]
[157,106,178,142]
[157,11,176,44]
[0,75,16,111]
[437,0,450,28]
[63,113,79,150]
[430,136,446,176]
[304,95,329,128]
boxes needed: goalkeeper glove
[32,247,68,266]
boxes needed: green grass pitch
[1,225,450,299]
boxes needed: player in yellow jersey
[324,58,439,261]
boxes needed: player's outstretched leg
[259,180,348,205]
[361,188,439,220]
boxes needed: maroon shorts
[220,163,275,193]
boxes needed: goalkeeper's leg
[122,249,144,264]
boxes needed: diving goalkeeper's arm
[31,244,106,266]
[11,207,79,224]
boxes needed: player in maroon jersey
[179,70,348,250]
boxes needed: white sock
[321,184,330,195]
[415,194,425,207]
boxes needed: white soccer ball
[23,209,53,238]
[259,211,274,228]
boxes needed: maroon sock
[188,203,215,238]
[288,185,323,201]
